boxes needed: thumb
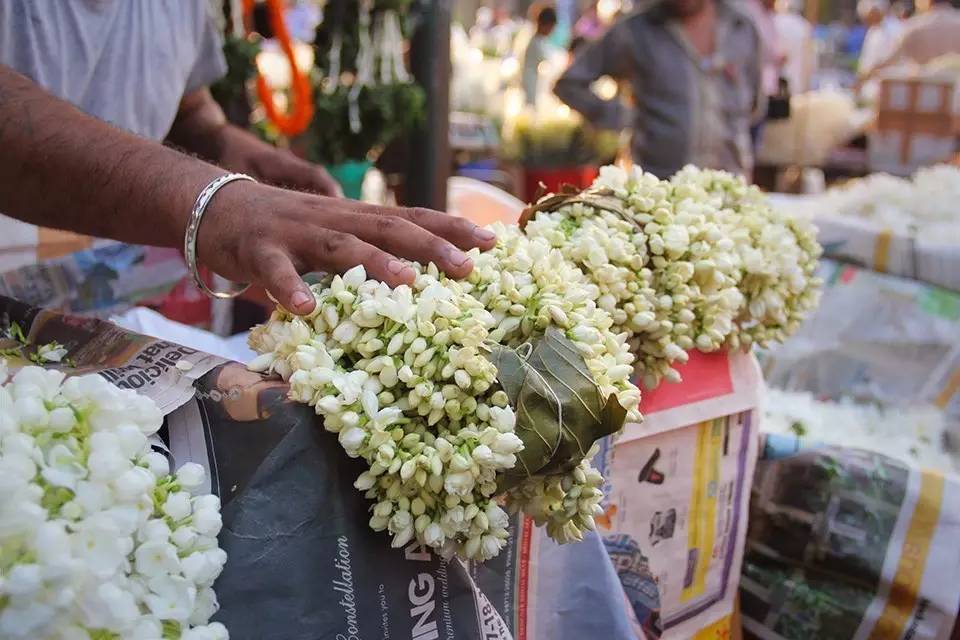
[255,248,316,315]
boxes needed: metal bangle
[183,173,256,300]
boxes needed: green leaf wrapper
[487,328,628,491]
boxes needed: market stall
[3,1,960,639]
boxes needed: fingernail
[291,290,311,309]
[387,259,407,274]
[447,247,470,267]
[474,227,496,242]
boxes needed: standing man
[0,2,495,316]
[857,0,903,75]
[555,0,764,178]
[774,0,816,95]
[856,0,904,99]
[522,4,560,106]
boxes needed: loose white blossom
[0,365,228,639]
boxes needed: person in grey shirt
[0,1,495,315]
[555,0,764,179]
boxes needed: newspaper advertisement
[0,295,642,640]
[593,350,763,639]
[741,435,960,640]
[468,515,643,640]
[0,242,188,318]
[0,296,223,414]
[758,259,960,430]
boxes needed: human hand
[198,182,497,314]
[245,148,344,197]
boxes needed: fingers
[254,247,316,315]
[295,229,417,289]
[368,205,498,253]
[320,212,478,279]
[315,168,344,198]
[265,154,343,197]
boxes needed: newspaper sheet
[741,435,960,640]
[0,242,188,318]
[758,259,960,432]
[593,350,763,639]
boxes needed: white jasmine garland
[249,163,821,560]
[0,363,228,640]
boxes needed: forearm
[0,64,223,247]
[167,88,340,195]
[165,89,268,173]
[553,35,628,131]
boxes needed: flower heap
[0,365,227,640]
[248,230,641,560]
[524,164,821,386]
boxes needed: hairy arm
[0,64,222,249]
[0,65,495,314]
[166,89,341,196]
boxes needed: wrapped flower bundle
[249,224,639,560]
[248,164,821,560]
[788,164,960,242]
[0,365,227,640]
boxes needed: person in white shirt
[774,0,815,94]
[858,0,904,74]
[522,5,559,106]
[857,0,960,96]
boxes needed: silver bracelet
[184,173,256,300]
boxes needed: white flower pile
[525,164,821,386]
[0,365,228,640]
[794,164,960,243]
[248,228,641,560]
[756,89,870,166]
[762,388,954,473]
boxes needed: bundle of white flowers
[249,232,639,560]
[524,164,821,386]
[248,162,820,559]
[0,364,228,640]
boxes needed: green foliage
[487,328,626,491]
[313,0,414,74]
[305,0,424,164]
[501,113,620,169]
[302,82,425,166]
[210,36,261,108]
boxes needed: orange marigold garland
[246,0,314,137]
